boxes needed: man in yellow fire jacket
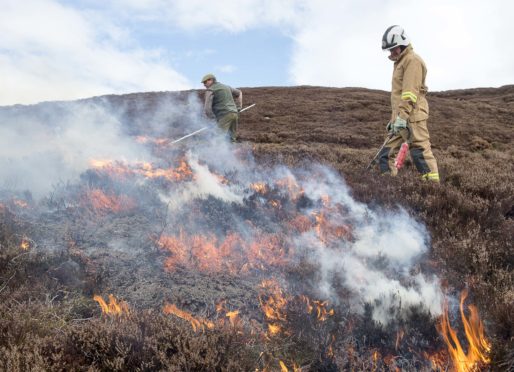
[379,26,439,182]
[201,73,242,142]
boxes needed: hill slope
[0,85,512,370]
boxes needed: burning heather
[433,290,492,371]
[0,88,506,371]
[93,294,130,316]
[163,302,215,332]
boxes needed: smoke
[115,92,207,138]
[291,167,443,323]
[311,209,443,323]
[0,91,443,325]
[158,149,444,323]
[0,100,150,197]
[161,151,245,210]
[0,91,215,198]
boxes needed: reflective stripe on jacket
[204,82,241,120]
[391,45,429,123]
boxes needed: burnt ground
[0,85,513,371]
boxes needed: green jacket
[204,82,242,121]
[391,45,429,123]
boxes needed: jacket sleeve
[204,90,214,118]
[231,87,242,110]
[398,58,423,120]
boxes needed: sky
[1,0,513,105]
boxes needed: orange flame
[320,194,331,207]
[225,310,240,327]
[312,211,351,244]
[158,231,291,275]
[13,199,28,208]
[89,158,193,182]
[250,182,268,194]
[88,159,134,178]
[83,189,136,214]
[138,160,193,182]
[163,303,214,332]
[281,362,301,372]
[288,215,313,233]
[300,296,335,321]
[215,299,226,313]
[250,177,305,201]
[275,176,304,201]
[89,159,115,168]
[269,200,281,209]
[134,135,169,146]
[20,237,30,250]
[267,323,282,335]
[259,279,290,337]
[135,135,149,144]
[373,350,380,362]
[313,300,335,321]
[279,360,288,372]
[157,233,238,273]
[93,294,130,316]
[327,335,336,358]
[435,289,491,371]
[215,300,240,327]
[213,172,230,185]
[153,138,170,146]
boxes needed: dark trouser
[217,112,239,142]
[378,119,439,181]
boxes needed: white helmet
[382,25,410,50]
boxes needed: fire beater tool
[168,126,209,145]
[168,103,257,145]
[238,103,256,113]
[366,127,411,171]
[366,133,394,170]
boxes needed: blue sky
[144,28,293,87]
[75,0,294,86]
[0,0,513,105]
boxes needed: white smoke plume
[0,92,213,198]
[311,204,443,323]
[287,167,442,323]
[0,92,443,325]
[0,100,149,197]
[161,151,245,210]
[161,149,444,324]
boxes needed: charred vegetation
[0,85,512,371]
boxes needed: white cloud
[0,0,190,105]
[217,64,236,73]
[112,0,303,32]
[125,0,514,90]
[294,0,514,90]
[3,0,512,106]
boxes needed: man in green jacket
[201,73,243,142]
[379,26,439,182]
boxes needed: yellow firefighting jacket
[390,45,429,123]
